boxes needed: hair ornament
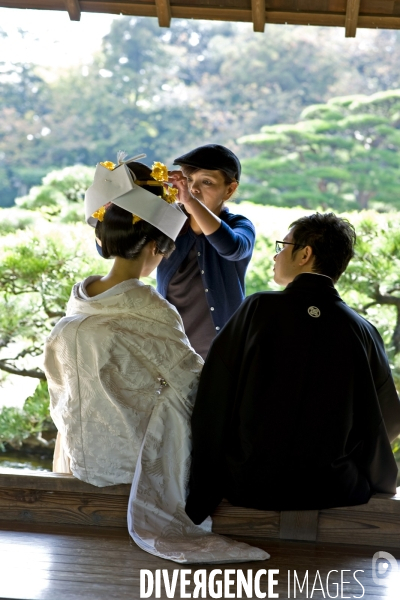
[92,205,106,222]
[163,186,178,204]
[99,161,116,171]
[150,162,168,182]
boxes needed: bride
[44,154,268,564]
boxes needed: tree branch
[362,300,378,312]
[0,361,46,380]
[44,309,65,319]
[374,292,400,306]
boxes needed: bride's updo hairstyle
[95,162,175,260]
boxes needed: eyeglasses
[275,241,304,254]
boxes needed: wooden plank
[318,493,400,549]
[64,0,81,20]
[0,470,399,549]
[0,469,131,496]
[0,487,128,527]
[0,0,66,8]
[264,9,345,25]
[80,1,158,17]
[252,0,266,31]
[280,509,319,541]
[0,1,399,31]
[155,0,171,27]
[345,0,360,37]
[0,522,397,600]
[212,498,280,537]
[358,14,400,28]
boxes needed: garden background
[1,13,400,469]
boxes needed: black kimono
[185,273,400,525]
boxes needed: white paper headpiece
[85,161,187,241]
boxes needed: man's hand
[168,170,191,205]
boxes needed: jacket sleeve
[205,215,255,261]
[185,296,257,524]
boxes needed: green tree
[4,22,400,207]
[0,62,51,206]
[0,225,106,381]
[238,90,400,211]
[15,165,94,222]
[0,380,55,451]
[339,215,400,357]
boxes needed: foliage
[0,224,107,380]
[238,89,400,211]
[0,380,54,451]
[338,213,400,355]
[0,207,40,235]
[15,165,94,222]
[3,20,400,206]
[245,235,278,296]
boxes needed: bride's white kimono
[44,277,268,563]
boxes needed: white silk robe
[44,276,268,564]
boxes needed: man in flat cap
[157,144,255,360]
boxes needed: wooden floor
[0,521,399,600]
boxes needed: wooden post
[252,0,266,32]
[345,0,360,37]
[64,0,81,21]
[155,0,171,28]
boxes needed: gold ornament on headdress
[92,157,178,225]
[165,186,178,203]
[92,205,107,222]
[100,161,116,171]
[150,162,169,182]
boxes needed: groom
[185,212,400,525]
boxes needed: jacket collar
[285,272,340,297]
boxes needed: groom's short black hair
[290,212,356,283]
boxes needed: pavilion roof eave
[1,0,400,38]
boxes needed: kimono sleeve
[185,295,258,525]
[362,321,400,442]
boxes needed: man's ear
[225,182,239,200]
[297,245,314,266]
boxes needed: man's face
[273,228,301,286]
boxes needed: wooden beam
[280,510,319,541]
[64,0,81,21]
[155,0,171,28]
[252,0,265,32]
[345,0,360,37]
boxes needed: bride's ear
[149,240,158,256]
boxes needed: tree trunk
[392,305,400,355]
[356,190,373,209]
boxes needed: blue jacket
[157,208,255,332]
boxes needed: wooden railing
[0,469,399,548]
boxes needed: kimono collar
[285,273,340,297]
